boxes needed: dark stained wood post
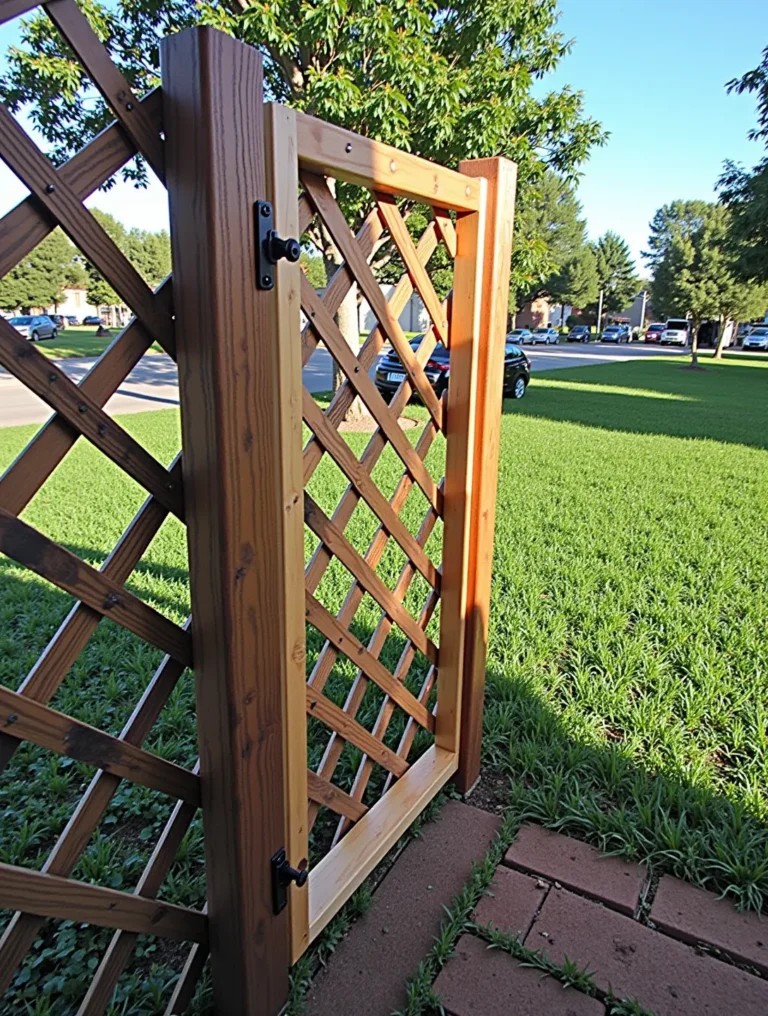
[161,27,305,1013]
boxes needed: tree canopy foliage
[512,170,597,310]
[587,231,638,317]
[85,210,170,307]
[718,45,768,284]
[0,0,605,301]
[647,200,768,365]
[0,229,82,311]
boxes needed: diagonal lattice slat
[0,3,206,1009]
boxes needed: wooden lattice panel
[297,174,456,857]
[0,2,205,1012]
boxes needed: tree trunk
[713,316,731,360]
[689,318,701,367]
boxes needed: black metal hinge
[271,847,308,914]
[255,200,300,290]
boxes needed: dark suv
[375,334,530,401]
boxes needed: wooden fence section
[0,9,516,1015]
[0,1,204,1013]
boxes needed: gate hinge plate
[271,847,308,914]
[255,200,301,290]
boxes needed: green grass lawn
[0,356,767,1013]
[33,326,164,359]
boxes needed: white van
[661,319,689,346]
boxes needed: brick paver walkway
[436,823,768,1016]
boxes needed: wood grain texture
[0,644,188,995]
[44,0,165,181]
[308,745,457,943]
[264,101,309,963]
[0,87,163,279]
[0,319,183,518]
[305,591,435,732]
[306,686,408,778]
[0,508,192,665]
[307,770,367,822]
[376,194,450,346]
[455,158,517,791]
[0,0,39,25]
[0,862,206,943]
[0,101,174,352]
[163,26,291,1012]
[302,173,445,430]
[436,186,486,753]
[295,112,481,212]
[0,684,200,805]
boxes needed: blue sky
[0,0,765,272]
[547,0,766,269]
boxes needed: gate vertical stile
[162,27,304,1015]
[455,158,518,792]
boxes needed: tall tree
[0,0,605,414]
[83,210,171,309]
[547,243,599,317]
[718,45,768,284]
[0,228,78,311]
[512,170,593,310]
[588,231,638,318]
[649,201,768,367]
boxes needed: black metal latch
[271,848,308,914]
[255,200,300,290]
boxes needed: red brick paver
[473,865,548,936]
[651,876,768,976]
[505,824,645,915]
[434,933,604,1016]
[305,801,500,1016]
[532,887,768,1016]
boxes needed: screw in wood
[45,184,56,194]
[345,143,352,153]
[125,102,134,111]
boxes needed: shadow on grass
[479,662,768,914]
[505,358,768,451]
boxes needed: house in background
[43,286,128,326]
[515,297,550,329]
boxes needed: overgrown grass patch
[0,356,766,1013]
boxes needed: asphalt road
[0,340,733,429]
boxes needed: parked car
[660,319,689,346]
[507,327,534,345]
[567,325,591,342]
[375,335,530,401]
[644,323,665,343]
[83,315,103,326]
[743,326,768,351]
[533,326,560,344]
[66,315,79,326]
[601,324,630,343]
[50,314,66,330]
[8,314,58,341]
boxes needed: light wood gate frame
[0,11,514,1014]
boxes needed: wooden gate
[0,12,514,1014]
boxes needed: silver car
[743,326,768,351]
[533,326,560,345]
[507,328,534,346]
[9,314,58,341]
